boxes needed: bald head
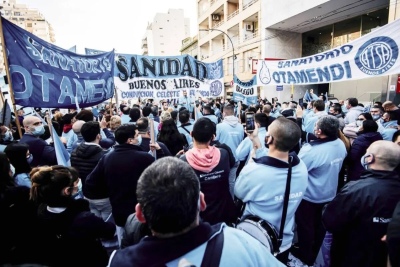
[367,141,400,170]
[72,120,85,134]
[23,115,42,133]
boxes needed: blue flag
[1,17,115,109]
[52,125,70,166]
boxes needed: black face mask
[265,142,269,149]
[328,112,335,116]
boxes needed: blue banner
[85,47,106,55]
[232,75,257,105]
[2,17,115,108]
[114,54,224,100]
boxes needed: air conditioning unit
[212,14,221,21]
[246,24,254,31]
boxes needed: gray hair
[316,115,339,138]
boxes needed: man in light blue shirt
[178,109,194,146]
[178,90,194,114]
[302,100,327,133]
[120,107,131,124]
[293,115,347,266]
[216,104,244,197]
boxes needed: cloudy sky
[17,0,197,54]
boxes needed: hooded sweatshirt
[216,116,244,161]
[181,147,236,224]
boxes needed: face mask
[328,112,335,116]
[72,179,83,199]
[32,125,45,136]
[27,154,33,165]
[356,120,363,127]
[3,130,13,142]
[360,154,373,170]
[372,115,381,121]
[136,135,142,146]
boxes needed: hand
[150,142,161,151]
[175,149,185,157]
[246,122,259,141]
[296,105,303,118]
[100,117,107,129]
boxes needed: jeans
[87,197,113,221]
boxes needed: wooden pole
[0,17,23,138]
[149,118,156,158]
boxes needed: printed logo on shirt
[199,170,224,182]
[330,158,343,165]
[372,217,391,223]
[274,191,303,202]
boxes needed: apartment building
[197,0,261,99]
[260,0,400,103]
[180,36,198,59]
[0,0,56,73]
[142,9,190,56]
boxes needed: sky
[17,0,198,55]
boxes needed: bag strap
[201,231,224,267]
[180,125,191,134]
[277,155,293,250]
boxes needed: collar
[114,143,144,151]
[84,142,102,148]
[253,152,301,168]
[47,206,67,213]
[309,136,337,146]
[361,169,400,180]
[180,122,192,127]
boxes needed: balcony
[243,31,258,42]
[227,9,239,21]
[243,0,258,11]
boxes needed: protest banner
[1,17,115,109]
[114,54,224,100]
[232,75,257,105]
[257,18,400,86]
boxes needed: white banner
[232,75,257,105]
[257,19,400,86]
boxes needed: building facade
[142,9,190,56]
[196,0,261,100]
[180,36,198,59]
[260,0,400,104]
[0,0,56,73]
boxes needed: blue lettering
[306,69,318,83]
[272,72,280,83]
[58,76,75,104]
[74,78,93,103]
[32,69,54,102]
[344,61,352,78]
[24,37,42,61]
[341,45,353,54]
[294,70,308,83]
[330,64,344,80]
[316,67,331,82]
[287,72,296,84]
[10,65,33,99]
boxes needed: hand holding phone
[245,112,255,133]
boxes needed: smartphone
[245,112,255,133]
[183,145,189,152]
[299,98,304,108]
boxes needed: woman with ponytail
[30,165,116,267]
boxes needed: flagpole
[149,118,156,158]
[0,16,23,138]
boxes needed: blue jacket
[216,116,244,162]
[20,133,57,167]
[109,223,284,267]
[298,138,347,203]
[178,122,194,146]
[235,150,308,252]
[302,111,327,133]
[14,173,31,188]
[178,95,194,112]
[347,132,382,182]
[236,127,267,163]
[380,120,398,141]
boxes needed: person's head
[4,143,31,175]
[202,105,212,115]
[142,106,152,117]
[159,119,180,139]
[162,101,168,111]
[136,117,150,137]
[355,113,373,127]
[109,115,121,131]
[359,120,378,134]
[30,166,80,206]
[23,116,45,136]
[0,126,14,143]
[115,124,140,145]
[263,103,272,115]
[346,98,358,109]
[62,113,74,125]
[361,141,400,171]
[329,104,342,115]
[75,110,94,122]
[81,121,101,143]
[266,117,301,152]
[182,90,187,97]
[392,130,400,146]
[171,110,178,123]
[160,111,172,122]
[0,152,14,192]
[129,107,141,122]
[314,115,339,139]
[382,111,398,123]
[370,106,384,121]
[313,100,325,112]
[255,113,269,128]
[178,109,191,124]
[17,109,24,116]
[289,101,297,109]
[382,101,398,112]
[135,157,205,235]
[191,117,215,145]
[223,104,234,117]
[151,106,159,117]
[122,106,130,115]
[72,120,85,135]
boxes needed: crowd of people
[0,91,400,267]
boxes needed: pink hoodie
[185,146,221,173]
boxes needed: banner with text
[85,47,106,55]
[233,75,257,105]
[257,18,400,86]
[2,17,115,108]
[114,54,224,100]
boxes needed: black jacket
[322,170,400,267]
[347,132,382,182]
[20,134,57,167]
[71,143,107,185]
[85,144,155,226]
